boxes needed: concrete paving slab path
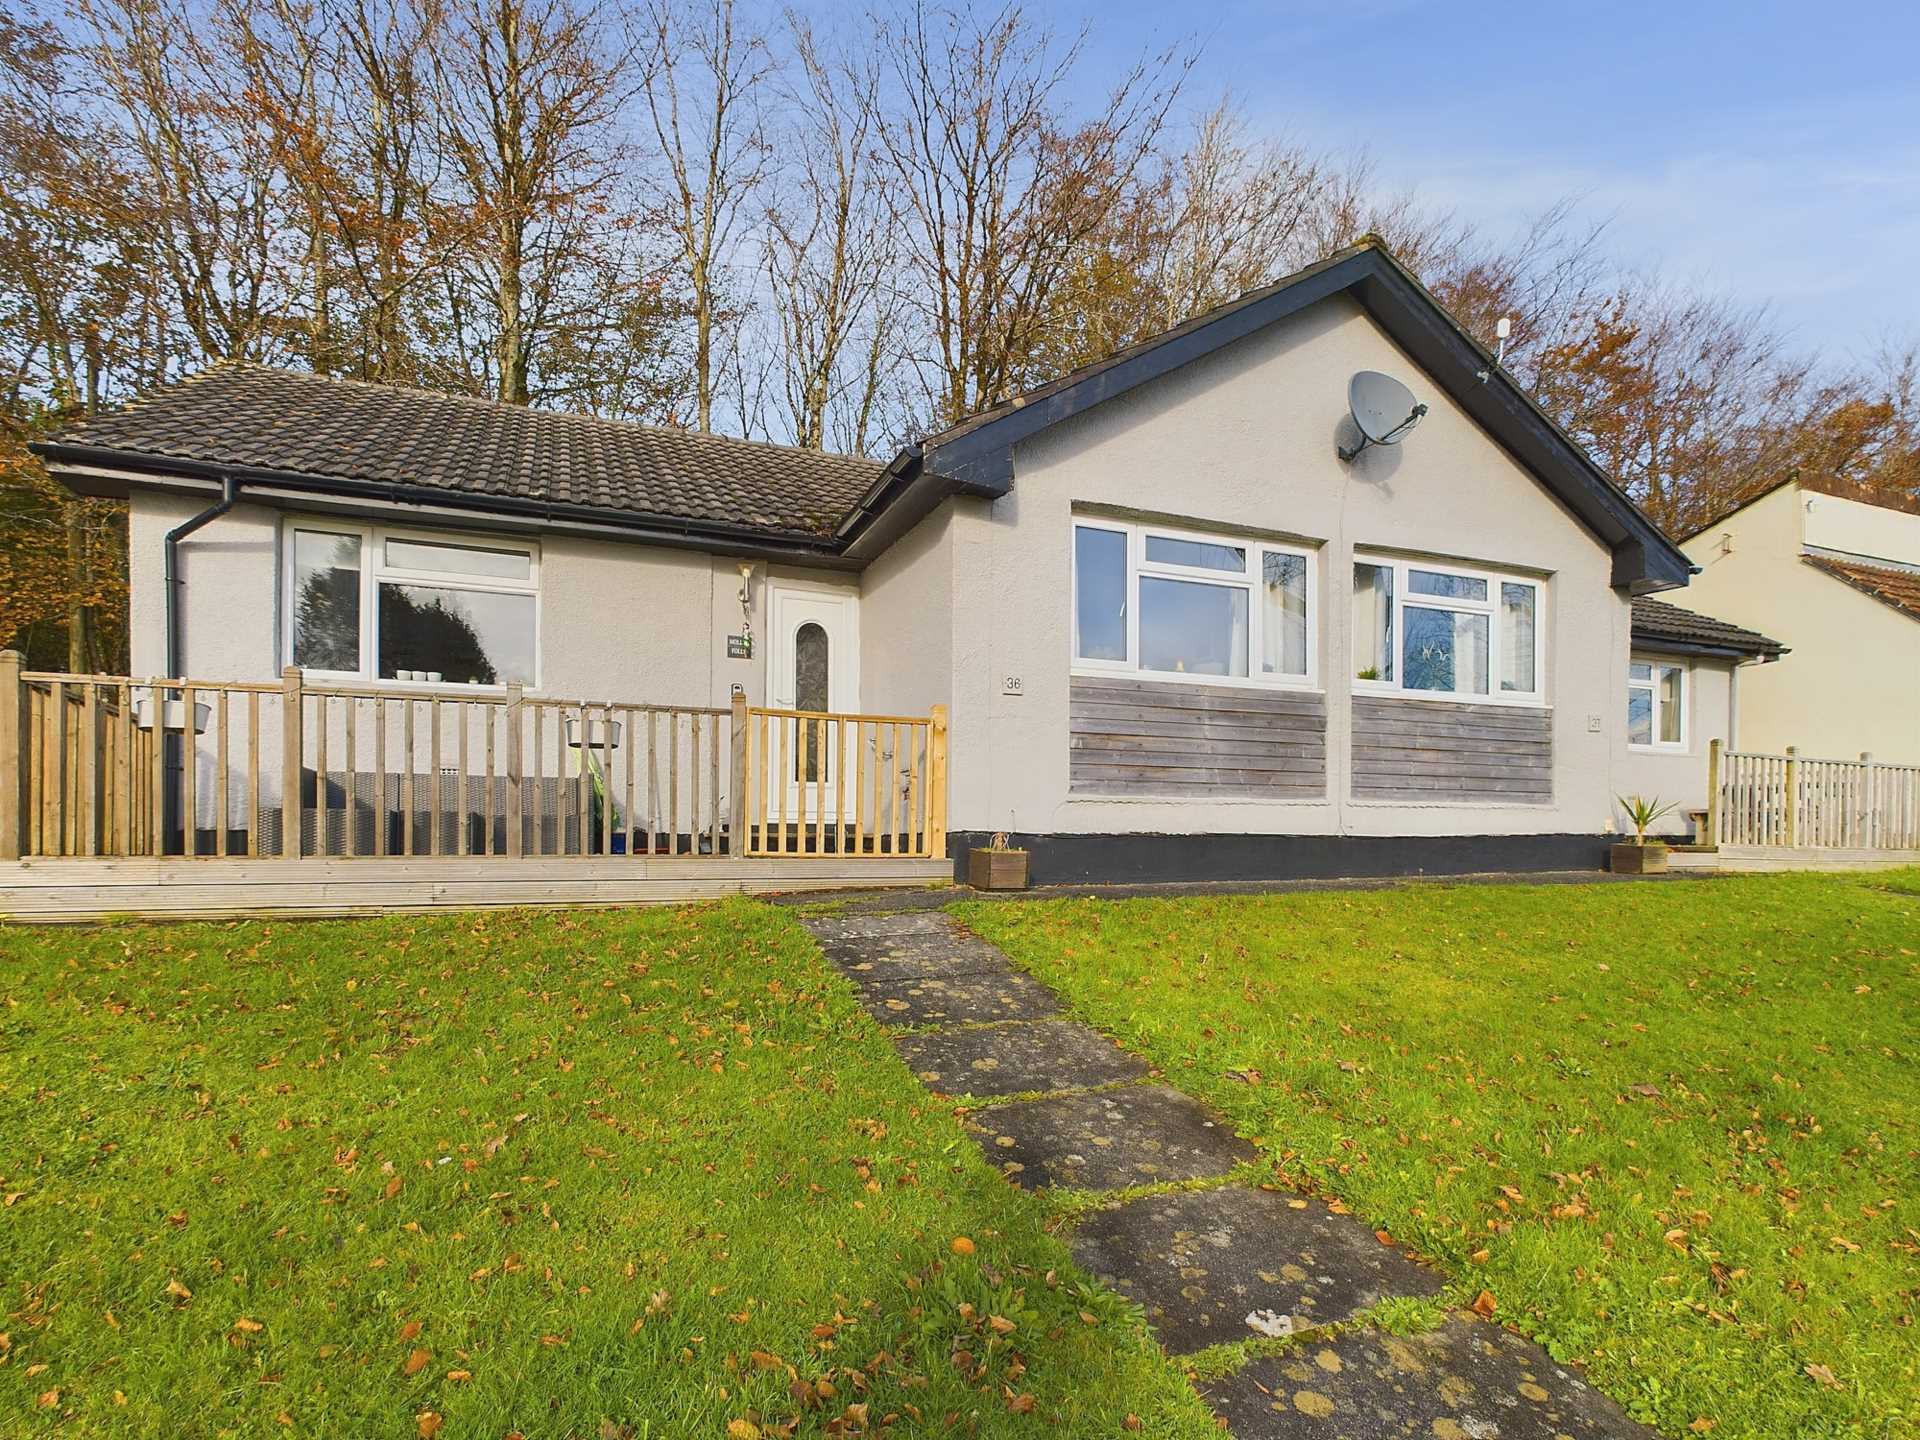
[853,969,1061,1027]
[1070,1184,1445,1355]
[796,907,1653,1440]
[893,1018,1149,1098]
[968,1084,1258,1191]
[1199,1312,1656,1438]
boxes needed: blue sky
[1039,0,1920,363]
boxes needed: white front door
[765,583,859,819]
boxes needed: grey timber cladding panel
[1350,695,1552,803]
[1069,675,1326,798]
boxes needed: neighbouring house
[1619,597,1785,838]
[1679,479,1920,764]
[33,239,1787,885]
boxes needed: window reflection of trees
[377,585,500,684]
[293,534,361,670]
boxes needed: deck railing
[740,706,948,858]
[1710,739,1920,850]
[0,653,947,864]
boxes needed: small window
[285,521,538,686]
[794,621,829,779]
[1352,562,1394,683]
[384,536,532,582]
[1145,535,1245,572]
[1628,659,1687,749]
[1500,582,1537,694]
[1261,551,1309,678]
[1354,554,1543,703]
[1074,524,1128,663]
[291,530,363,672]
[1071,517,1316,688]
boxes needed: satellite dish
[1338,371,1428,463]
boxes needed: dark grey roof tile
[47,362,883,538]
[1630,596,1786,656]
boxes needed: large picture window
[283,521,539,687]
[1072,517,1316,688]
[1352,553,1544,704]
[1627,658,1687,748]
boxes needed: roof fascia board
[916,247,1692,592]
[923,257,1364,492]
[1346,266,1692,592]
[1630,635,1784,660]
[42,454,863,571]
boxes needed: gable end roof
[868,240,1692,592]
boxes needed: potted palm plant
[967,831,1030,890]
[1612,794,1680,874]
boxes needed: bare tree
[876,1,1193,426]
[637,0,774,432]
[75,0,285,369]
[761,12,897,449]
[428,0,637,404]
[1146,98,1326,326]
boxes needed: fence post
[0,651,25,860]
[1705,737,1722,848]
[1783,745,1799,849]
[1860,753,1874,850]
[729,692,748,860]
[281,667,304,859]
[505,682,524,858]
[926,703,949,861]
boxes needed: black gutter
[834,443,924,542]
[33,441,855,565]
[165,472,239,676]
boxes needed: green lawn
[0,902,1217,1438]
[957,872,1920,1440]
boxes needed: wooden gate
[739,705,947,858]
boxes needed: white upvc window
[1351,552,1546,705]
[281,519,540,688]
[1072,516,1317,689]
[1627,657,1688,749]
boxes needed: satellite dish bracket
[1337,401,1428,463]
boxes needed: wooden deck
[0,854,950,923]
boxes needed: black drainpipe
[164,473,239,677]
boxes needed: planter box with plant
[1612,794,1678,874]
[968,832,1030,890]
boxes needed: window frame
[1351,550,1547,707]
[1627,655,1689,751]
[280,516,542,691]
[1070,515,1319,691]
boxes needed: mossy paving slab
[1070,1185,1443,1355]
[803,912,961,943]
[894,1019,1149,1097]
[816,932,1017,984]
[854,970,1061,1027]
[1198,1313,1656,1439]
[970,1084,1257,1190]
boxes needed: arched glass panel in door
[795,621,829,781]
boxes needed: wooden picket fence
[0,653,947,865]
[1710,739,1920,850]
[740,706,948,859]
